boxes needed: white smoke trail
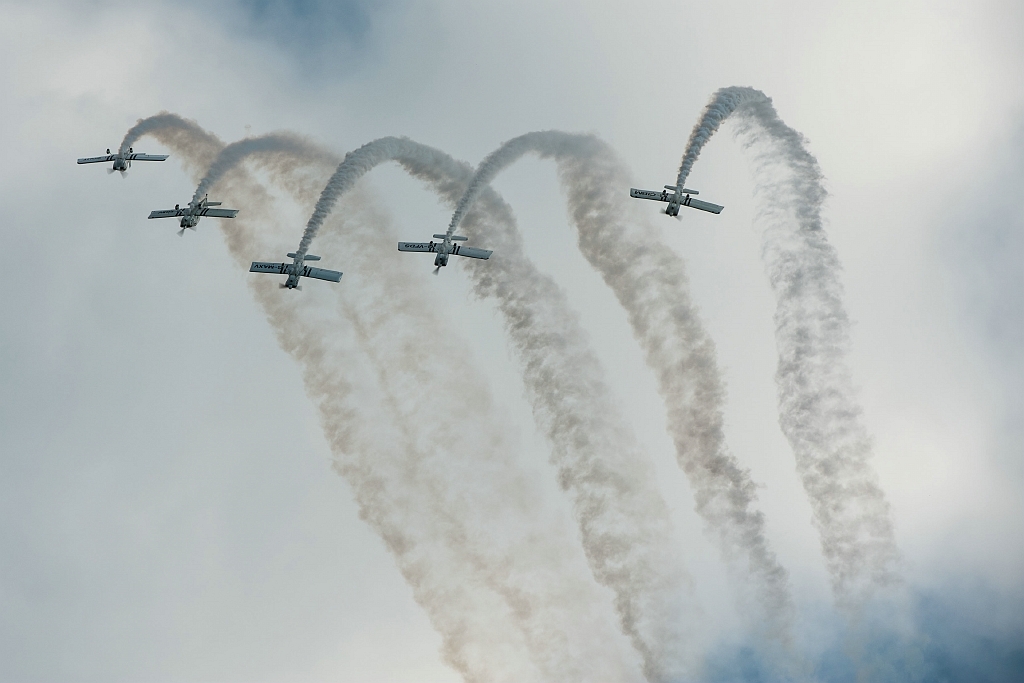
[295,137,705,682]
[124,123,533,681]
[189,131,338,207]
[117,112,217,163]
[315,196,644,683]
[295,137,410,257]
[675,87,766,192]
[126,119,642,682]
[442,132,797,662]
[674,88,900,607]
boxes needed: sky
[0,0,1022,681]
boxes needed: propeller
[106,168,115,175]
[119,170,127,178]
[177,228,186,237]
[432,266,441,275]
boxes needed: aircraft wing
[148,209,185,219]
[77,155,116,164]
[301,266,343,282]
[126,153,169,162]
[453,245,492,260]
[631,188,724,214]
[630,188,670,202]
[198,208,239,218]
[249,262,342,283]
[250,262,289,275]
[681,197,724,214]
[398,242,437,253]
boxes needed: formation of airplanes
[79,145,723,288]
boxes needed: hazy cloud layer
[1,0,1023,681]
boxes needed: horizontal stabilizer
[453,245,492,260]
[206,201,222,207]
[664,185,699,195]
[286,253,321,260]
[149,209,183,219]
[682,196,724,214]
[432,234,468,241]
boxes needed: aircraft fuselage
[111,147,136,172]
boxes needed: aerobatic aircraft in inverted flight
[148,194,239,235]
[630,185,724,217]
[77,147,169,175]
[249,252,342,290]
[397,233,492,272]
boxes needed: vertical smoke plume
[295,137,704,682]
[679,87,900,605]
[125,119,641,683]
[444,132,797,659]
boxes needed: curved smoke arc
[119,117,643,683]
[294,136,706,682]
[677,87,900,608]
[444,131,797,657]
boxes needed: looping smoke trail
[678,87,900,606]
[316,198,644,683]
[122,122,548,682]
[675,87,765,192]
[118,112,217,168]
[128,119,644,682]
[390,144,704,683]
[295,136,703,682]
[189,132,339,207]
[443,131,798,665]
[295,136,412,257]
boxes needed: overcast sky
[1,0,1022,681]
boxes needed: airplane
[77,147,169,174]
[148,194,239,235]
[397,233,492,272]
[629,185,724,217]
[249,252,342,290]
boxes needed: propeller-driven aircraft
[77,147,169,175]
[148,194,239,235]
[630,185,724,217]
[397,233,492,272]
[249,253,342,290]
